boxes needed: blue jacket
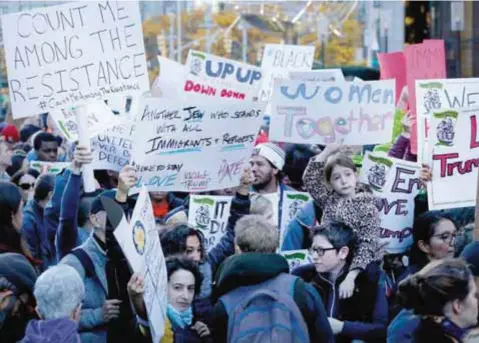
[22,199,51,270]
[293,262,388,343]
[56,172,90,261]
[60,236,108,343]
[281,200,319,251]
[44,168,72,264]
[387,309,420,343]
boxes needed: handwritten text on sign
[360,152,421,254]
[415,78,479,163]
[269,79,395,145]
[2,1,149,119]
[426,108,479,210]
[260,44,314,102]
[188,195,232,252]
[131,98,265,193]
[91,123,133,172]
[185,50,262,101]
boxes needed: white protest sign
[188,195,232,251]
[30,161,70,174]
[280,191,311,249]
[269,79,395,145]
[90,123,133,171]
[360,152,421,253]
[184,50,262,101]
[289,69,344,82]
[131,97,265,193]
[280,250,312,272]
[50,101,122,142]
[153,56,185,99]
[415,78,479,163]
[260,44,315,102]
[114,186,167,342]
[424,108,479,210]
[2,1,149,119]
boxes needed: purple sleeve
[388,134,410,160]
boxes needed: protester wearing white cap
[250,143,292,230]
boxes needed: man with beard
[250,143,292,230]
[0,253,38,343]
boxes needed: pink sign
[378,52,406,104]
[404,40,446,154]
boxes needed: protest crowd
[2,2,479,343]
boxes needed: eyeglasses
[19,183,34,190]
[432,233,457,243]
[309,246,337,256]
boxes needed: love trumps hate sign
[425,108,479,210]
[130,97,265,193]
[269,79,395,145]
[2,1,149,119]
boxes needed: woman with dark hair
[10,169,40,204]
[389,212,459,343]
[128,256,213,343]
[0,182,39,267]
[395,259,477,343]
[402,212,457,284]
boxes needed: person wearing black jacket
[293,220,388,343]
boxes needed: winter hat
[1,124,20,144]
[0,253,37,294]
[460,241,479,277]
[252,143,286,170]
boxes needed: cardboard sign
[404,40,446,154]
[188,195,232,251]
[269,79,395,145]
[260,44,315,102]
[90,123,133,171]
[131,97,265,193]
[415,78,479,163]
[279,191,311,248]
[113,186,167,343]
[280,250,312,272]
[289,69,345,83]
[30,161,69,174]
[378,52,406,104]
[185,50,262,101]
[360,152,421,253]
[423,108,479,210]
[2,1,149,119]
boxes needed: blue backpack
[219,273,310,343]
